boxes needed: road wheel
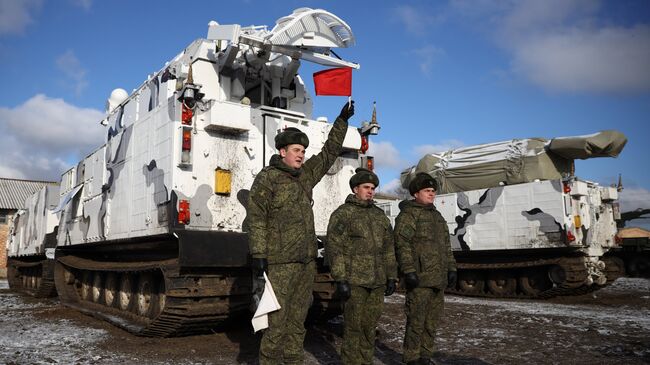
[80,271,93,301]
[518,268,553,296]
[156,277,166,318]
[92,272,103,303]
[63,267,76,285]
[118,273,134,311]
[458,270,485,294]
[104,272,118,308]
[487,271,516,296]
[22,270,29,288]
[136,273,158,318]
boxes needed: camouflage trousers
[259,261,315,365]
[341,285,384,365]
[403,287,444,363]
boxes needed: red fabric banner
[313,67,352,96]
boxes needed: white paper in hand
[251,272,281,332]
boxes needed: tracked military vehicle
[606,209,650,278]
[6,185,59,297]
[397,131,627,298]
[49,8,376,336]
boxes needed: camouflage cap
[349,168,379,190]
[275,127,309,149]
[408,173,438,195]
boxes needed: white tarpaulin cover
[251,272,281,333]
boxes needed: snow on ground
[1,278,649,364]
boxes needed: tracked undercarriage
[446,253,626,299]
[53,238,253,337]
[6,257,57,298]
[51,237,341,337]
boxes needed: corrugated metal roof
[0,178,58,210]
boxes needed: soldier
[247,101,354,365]
[394,173,457,365]
[326,168,398,365]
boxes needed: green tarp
[401,130,627,194]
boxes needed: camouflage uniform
[394,199,457,363]
[327,194,397,365]
[248,116,348,365]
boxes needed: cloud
[413,139,464,156]
[70,0,92,11]
[56,50,89,96]
[368,141,408,170]
[377,177,409,198]
[0,0,43,36]
[451,0,650,94]
[392,5,443,35]
[410,45,446,76]
[0,94,105,181]
[511,25,650,93]
[618,187,650,212]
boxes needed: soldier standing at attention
[394,173,457,365]
[247,101,354,365]
[326,168,398,365]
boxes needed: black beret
[349,168,379,190]
[408,173,438,195]
[275,127,309,149]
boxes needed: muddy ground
[1,278,649,365]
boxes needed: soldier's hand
[337,100,355,121]
[336,280,351,300]
[251,257,268,277]
[384,279,397,296]
[404,272,419,290]
[447,270,457,289]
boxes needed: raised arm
[302,101,354,187]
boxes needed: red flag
[313,67,352,96]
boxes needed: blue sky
[0,0,649,223]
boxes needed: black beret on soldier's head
[275,127,309,149]
[408,173,438,195]
[349,168,380,191]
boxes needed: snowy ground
[1,278,648,364]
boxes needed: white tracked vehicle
[6,185,60,298]
[44,8,378,336]
[395,131,627,298]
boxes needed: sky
[0,0,648,225]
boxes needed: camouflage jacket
[394,200,457,289]
[248,117,348,264]
[326,194,397,288]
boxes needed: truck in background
[6,185,59,297]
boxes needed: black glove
[447,271,458,289]
[251,257,268,277]
[337,100,355,121]
[384,279,397,296]
[336,280,351,300]
[404,272,419,290]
